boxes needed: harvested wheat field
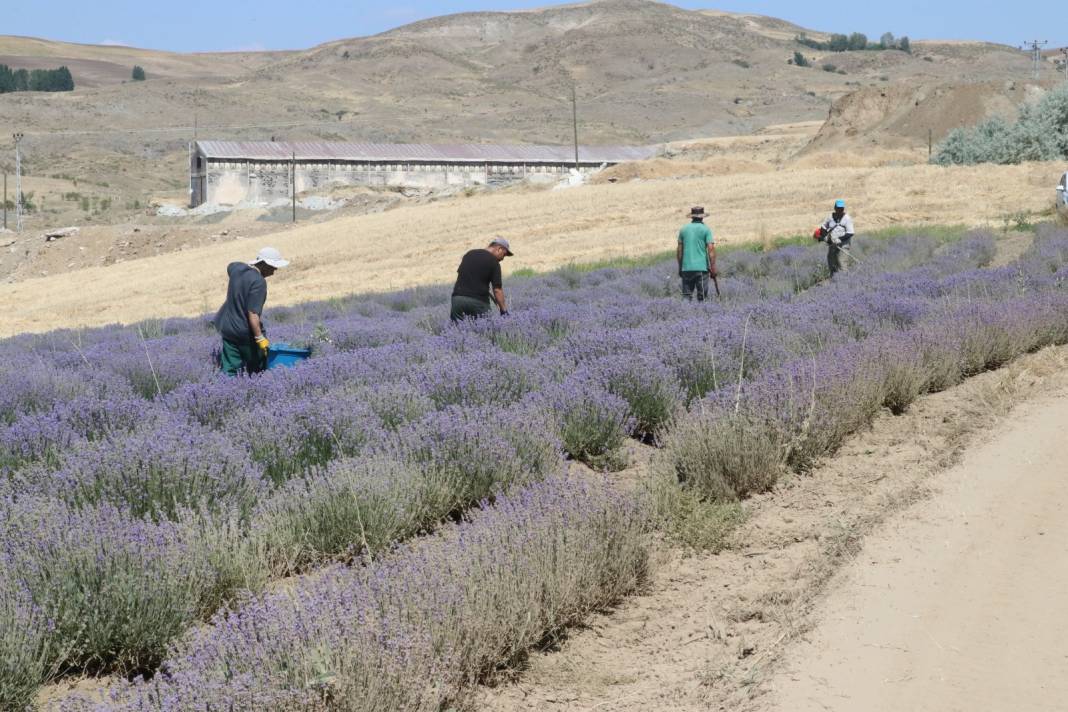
[0,159,1056,336]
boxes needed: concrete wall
[195,159,597,207]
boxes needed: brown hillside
[804,80,1050,154]
[0,0,1051,236]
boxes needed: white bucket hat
[253,246,289,268]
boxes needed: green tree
[880,32,896,49]
[54,66,73,90]
[828,34,849,52]
[0,64,13,93]
[899,36,911,53]
[132,65,146,81]
[792,51,810,67]
[848,32,868,51]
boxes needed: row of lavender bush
[62,227,1068,710]
[2,226,1066,710]
[61,476,652,711]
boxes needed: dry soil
[767,391,1068,712]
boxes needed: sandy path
[767,393,1068,712]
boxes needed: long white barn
[189,140,658,207]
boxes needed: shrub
[658,409,785,501]
[0,581,53,711]
[131,65,146,81]
[255,457,437,574]
[581,354,684,439]
[793,51,810,67]
[385,403,563,507]
[74,477,652,712]
[0,497,239,676]
[223,393,383,486]
[410,350,549,408]
[352,381,435,430]
[29,419,266,521]
[548,379,634,470]
[933,84,1068,165]
[653,479,746,552]
[822,63,838,73]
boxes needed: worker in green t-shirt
[676,206,716,301]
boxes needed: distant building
[189,140,658,207]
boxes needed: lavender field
[2,226,1067,711]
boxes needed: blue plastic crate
[266,343,312,370]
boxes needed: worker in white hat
[213,247,289,375]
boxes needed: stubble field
[0,155,1055,337]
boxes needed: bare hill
[0,0,1050,238]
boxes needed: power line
[13,133,23,233]
[1023,40,1048,80]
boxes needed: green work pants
[220,339,266,376]
[450,295,492,322]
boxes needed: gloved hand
[255,335,270,354]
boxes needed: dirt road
[768,393,1068,712]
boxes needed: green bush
[932,84,1068,165]
[793,51,810,67]
[132,65,146,81]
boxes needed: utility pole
[571,84,579,170]
[1023,40,1047,80]
[291,150,296,223]
[2,171,6,231]
[1061,47,1068,81]
[13,133,23,233]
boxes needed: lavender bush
[0,579,53,712]
[18,419,266,521]
[1,226,1066,707]
[547,378,634,470]
[0,496,234,675]
[62,476,653,712]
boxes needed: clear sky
[6,0,1064,53]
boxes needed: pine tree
[132,65,146,81]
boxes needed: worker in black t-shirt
[450,237,512,322]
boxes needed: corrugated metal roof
[195,140,658,164]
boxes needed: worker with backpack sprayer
[813,199,855,276]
